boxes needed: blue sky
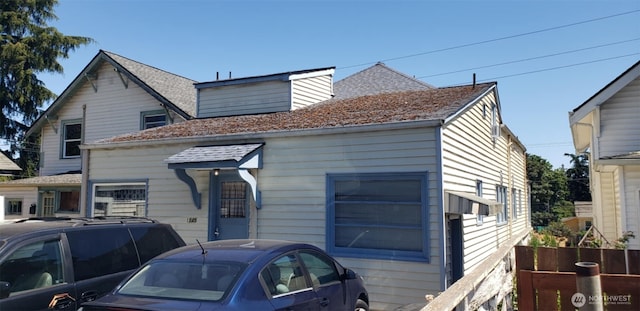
[32,0,640,168]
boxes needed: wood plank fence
[516,246,640,310]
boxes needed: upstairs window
[141,110,167,129]
[62,120,82,158]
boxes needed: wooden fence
[516,246,640,310]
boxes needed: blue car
[79,239,369,311]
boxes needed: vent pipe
[472,73,476,88]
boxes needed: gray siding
[598,77,640,158]
[623,166,640,250]
[40,62,183,176]
[86,126,443,310]
[441,91,529,274]
[197,81,291,117]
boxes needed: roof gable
[0,153,21,175]
[27,50,198,137]
[333,62,434,100]
[569,60,640,124]
[94,82,494,145]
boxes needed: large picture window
[327,172,429,261]
[93,183,147,217]
[62,120,82,158]
[7,199,22,215]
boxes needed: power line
[338,9,640,70]
[470,53,640,84]
[418,38,640,79]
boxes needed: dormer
[195,67,335,118]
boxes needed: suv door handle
[81,290,98,302]
[320,297,330,307]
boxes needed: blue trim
[326,171,429,262]
[174,169,201,209]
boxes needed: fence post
[574,262,603,311]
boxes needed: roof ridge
[100,50,197,83]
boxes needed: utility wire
[338,9,640,70]
[419,38,640,78]
[470,53,640,84]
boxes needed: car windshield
[117,260,246,302]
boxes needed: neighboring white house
[569,59,640,250]
[0,50,197,220]
[73,56,529,309]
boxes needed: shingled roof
[27,50,197,137]
[96,82,494,145]
[333,62,434,100]
[103,51,197,116]
[0,153,21,175]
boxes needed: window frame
[7,198,23,215]
[326,172,429,262]
[90,181,148,217]
[496,185,508,225]
[476,180,484,225]
[60,119,82,159]
[140,110,168,130]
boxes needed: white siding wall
[40,62,179,176]
[197,81,291,117]
[87,126,442,310]
[0,187,38,220]
[291,75,333,110]
[88,144,212,243]
[441,91,529,274]
[623,166,640,250]
[257,128,442,310]
[598,77,640,158]
[594,169,620,245]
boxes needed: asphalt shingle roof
[97,82,494,144]
[0,174,81,185]
[0,153,21,172]
[103,50,198,117]
[333,62,434,100]
[166,144,263,164]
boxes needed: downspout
[507,135,512,241]
[436,123,448,291]
[81,104,89,216]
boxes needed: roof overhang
[165,143,264,209]
[446,191,502,216]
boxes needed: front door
[210,171,250,240]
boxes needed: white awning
[446,191,502,216]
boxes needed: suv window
[0,239,63,294]
[67,228,139,281]
[130,226,182,263]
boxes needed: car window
[129,226,183,263]
[0,239,63,295]
[67,228,139,281]
[261,254,308,297]
[117,260,245,302]
[299,251,340,286]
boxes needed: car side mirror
[0,281,11,299]
[341,268,358,281]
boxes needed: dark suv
[0,217,185,311]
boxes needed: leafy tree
[1,0,93,175]
[564,153,591,202]
[527,154,570,227]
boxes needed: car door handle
[320,297,330,307]
[81,290,98,302]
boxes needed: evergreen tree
[527,153,570,227]
[564,153,591,202]
[1,0,93,175]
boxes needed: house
[561,201,593,233]
[73,56,529,309]
[0,153,21,177]
[569,60,640,250]
[0,50,197,220]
